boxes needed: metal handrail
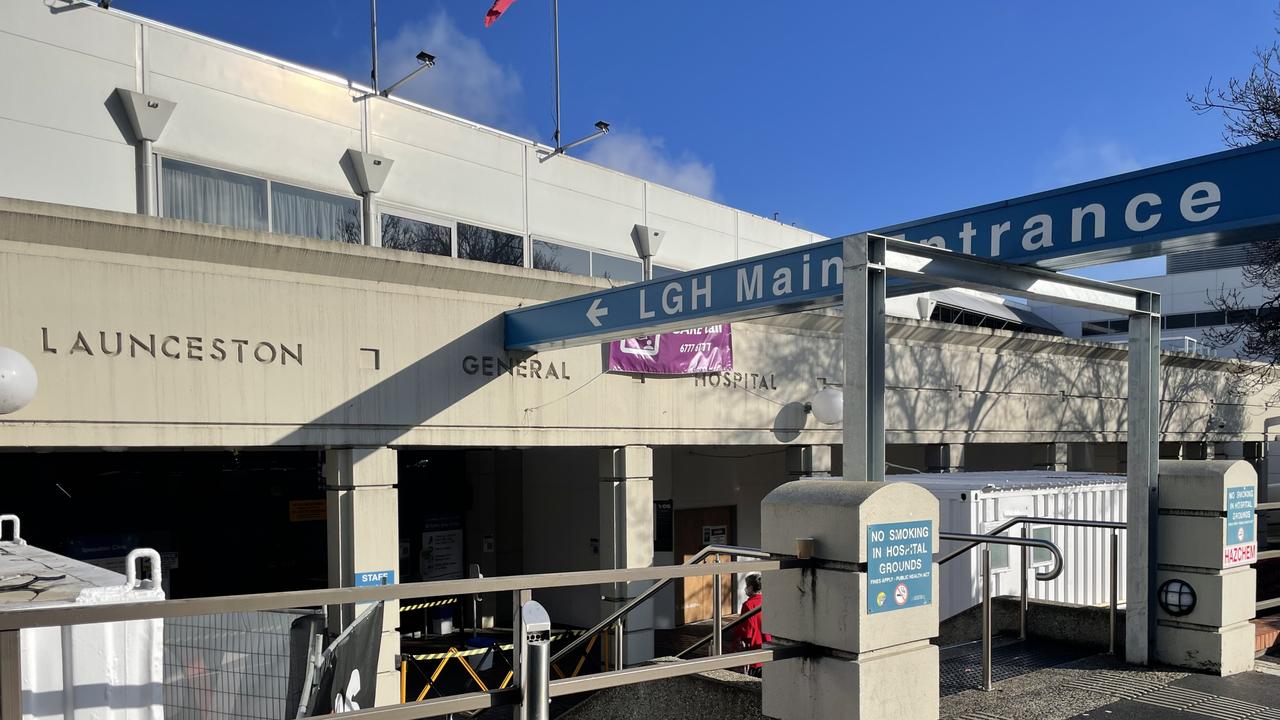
[939,516,1125,657]
[938,532,1064,581]
[675,605,762,659]
[0,553,793,720]
[0,555,784,631]
[550,544,771,667]
[937,515,1125,567]
[1257,504,1280,612]
[937,531,1063,692]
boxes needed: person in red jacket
[733,573,771,677]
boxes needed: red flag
[484,0,517,27]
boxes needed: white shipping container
[1,519,165,720]
[882,472,1129,620]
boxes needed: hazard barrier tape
[405,630,584,661]
[399,598,460,613]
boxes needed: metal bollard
[982,545,992,692]
[1019,526,1029,641]
[613,619,624,671]
[711,568,723,656]
[519,601,551,720]
[1109,530,1119,655]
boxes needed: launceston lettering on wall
[41,328,303,365]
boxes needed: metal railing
[939,531,1064,691]
[1258,502,1280,613]
[939,515,1126,653]
[674,605,761,659]
[0,555,800,720]
[550,544,770,670]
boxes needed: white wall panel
[646,185,735,236]
[737,211,824,252]
[526,180,644,257]
[646,213,738,270]
[0,32,137,145]
[375,137,525,234]
[527,150,644,210]
[148,75,362,196]
[6,1,138,68]
[0,118,135,212]
[147,28,360,130]
[372,102,523,177]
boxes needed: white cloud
[581,131,716,199]
[1036,131,1141,190]
[379,10,524,131]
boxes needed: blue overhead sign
[506,239,846,350]
[875,140,1280,269]
[505,141,1280,350]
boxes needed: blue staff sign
[505,141,1280,351]
[866,520,933,614]
[1223,486,1256,568]
[354,569,395,587]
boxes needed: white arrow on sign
[586,298,609,327]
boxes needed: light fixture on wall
[805,383,843,425]
[1157,578,1197,617]
[0,347,37,415]
[540,121,611,161]
[380,50,437,98]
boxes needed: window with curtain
[457,222,523,266]
[161,158,268,231]
[382,214,452,256]
[532,239,590,275]
[271,182,362,244]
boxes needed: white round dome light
[0,347,38,415]
[806,386,843,425]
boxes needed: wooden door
[674,506,735,625]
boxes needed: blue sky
[118,1,1275,279]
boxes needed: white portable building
[882,472,1128,620]
[0,516,165,720]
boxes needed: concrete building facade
[2,0,1278,705]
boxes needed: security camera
[416,51,436,66]
[594,120,611,133]
[98,0,111,7]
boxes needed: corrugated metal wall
[939,482,1127,619]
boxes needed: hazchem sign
[1223,485,1257,568]
[354,570,395,586]
[867,520,933,614]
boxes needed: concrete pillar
[786,445,834,477]
[1154,460,1257,675]
[1032,442,1070,471]
[762,481,940,720]
[599,446,654,665]
[924,443,964,473]
[325,447,400,707]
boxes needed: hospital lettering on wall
[41,328,303,366]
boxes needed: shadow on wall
[771,401,808,443]
[885,333,1255,447]
[270,316,514,448]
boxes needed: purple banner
[608,325,732,375]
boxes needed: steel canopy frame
[845,232,1159,665]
